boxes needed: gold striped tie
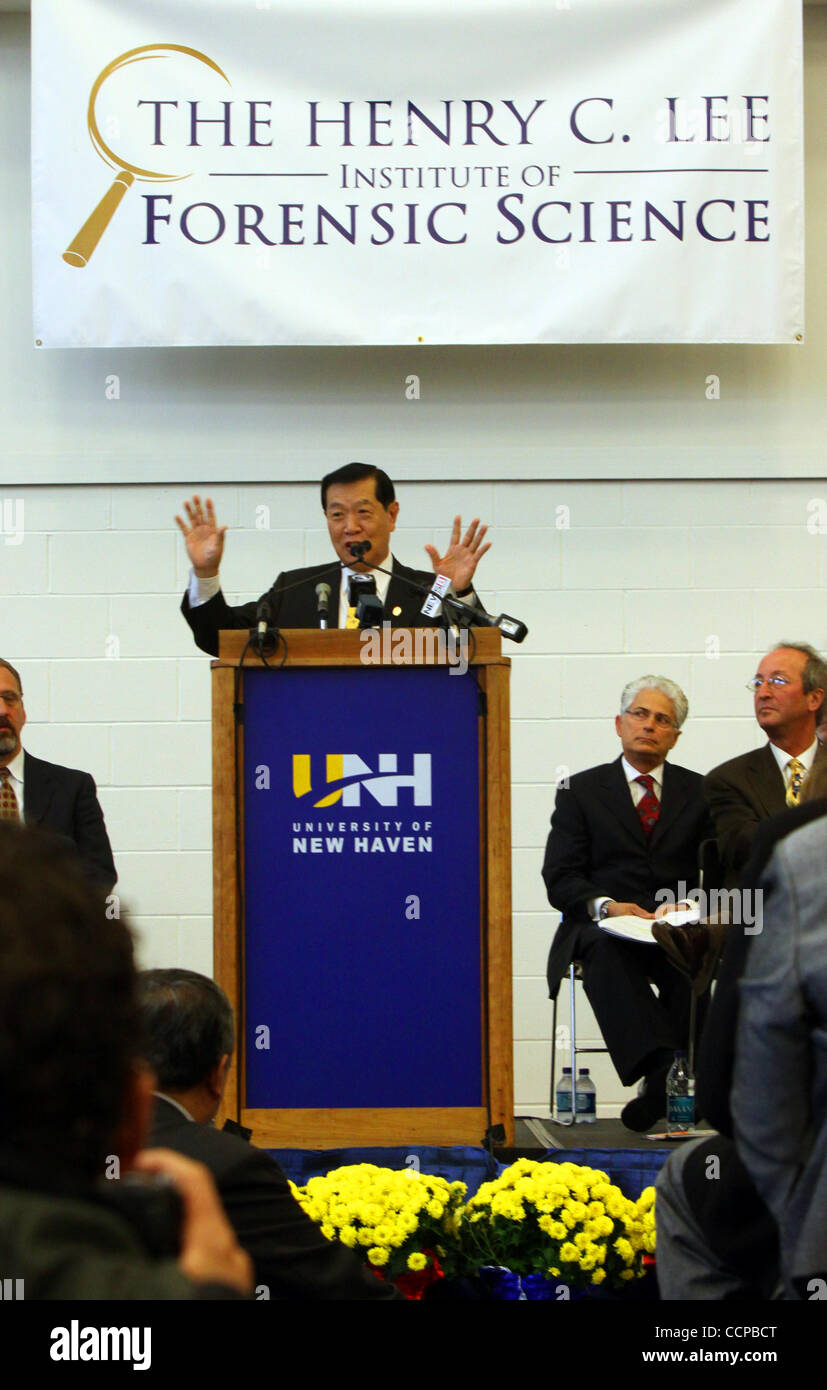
[786,757,805,807]
[0,767,20,821]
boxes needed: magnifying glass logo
[63,44,230,268]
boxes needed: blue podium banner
[243,665,482,1109]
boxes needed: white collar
[1,747,24,785]
[153,1092,195,1122]
[621,756,665,787]
[769,737,819,775]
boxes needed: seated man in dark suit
[0,823,250,1300]
[176,461,491,656]
[542,676,710,1131]
[0,658,116,892]
[138,968,400,1300]
[655,780,827,1300]
[704,641,827,886]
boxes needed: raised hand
[174,495,227,578]
[424,516,491,593]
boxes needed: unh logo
[292,754,432,807]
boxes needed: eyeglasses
[623,706,676,730]
[745,676,793,693]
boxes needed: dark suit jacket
[704,741,827,886]
[681,798,827,1295]
[542,757,711,995]
[23,751,116,893]
[182,556,476,658]
[149,1098,399,1300]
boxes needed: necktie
[635,774,660,837]
[786,757,805,807]
[345,606,360,630]
[0,767,20,821]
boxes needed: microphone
[347,573,383,628]
[250,595,277,655]
[256,596,274,641]
[348,540,371,560]
[315,582,331,630]
[495,613,528,644]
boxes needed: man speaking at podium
[178,463,490,656]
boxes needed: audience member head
[749,643,827,754]
[0,822,147,1181]
[137,970,235,1125]
[616,676,687,774]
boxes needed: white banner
[32,0,804,348]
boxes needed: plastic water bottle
[555,1067,573,1120]
[666,1051,695,1131]
[575,1068,597,1123]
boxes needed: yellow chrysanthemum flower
[407,1252,427,1271]
[591,1268,606,1285]
[367,1247,389,1266]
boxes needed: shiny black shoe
[620,1064,669,1133]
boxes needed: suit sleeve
[74,772,117,894]
[731,843,810,1238]
[218,1150,401,1300]
[181,575,286,657]
[541,783,602,918]
[703,765,765,882]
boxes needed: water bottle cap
[578,1068,590,1075]
[562,1067,572,1074]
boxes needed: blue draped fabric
[269,1144,671,1199]
[268,1144,498,1196]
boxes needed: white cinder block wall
[3,477,825,1117]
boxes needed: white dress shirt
[590,759,666,921]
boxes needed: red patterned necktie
[635,774,660,838]
[0,767,20,821]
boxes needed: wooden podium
[212,628,513,1148]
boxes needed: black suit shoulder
[149,1101,398,1300]
[23,753,116,892]
[559,758,703,799]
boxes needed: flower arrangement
[457,1159,656,1291]
[290,1163,467,1298]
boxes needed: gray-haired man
[542,677,712,1131]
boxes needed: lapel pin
[392,605,402,617]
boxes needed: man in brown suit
[704,642,827,886]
